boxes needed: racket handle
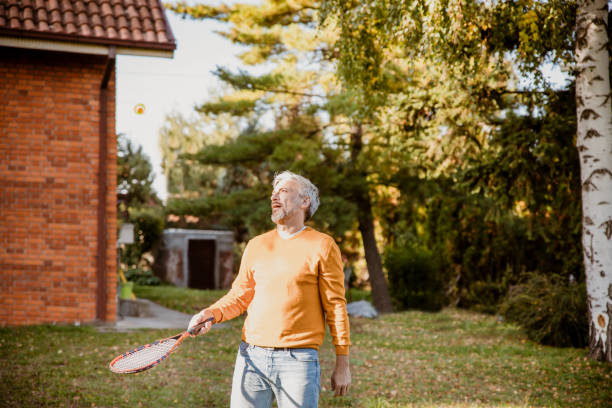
[188,316,215,335]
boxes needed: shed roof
[0,0,176,52]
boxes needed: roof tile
[23,7,34,20]
[139,7,151,21]
[8,4,19,19]
[142,17,152,32]
[74,1,86,14]
[131,26,142,41]
[0,0,175,51]
[79,22,91,36]
[125,4,137,19]
[112,4,122,17]
[76,11,88,26]
[103,14,114,27]
[129,16,140,31]
[105,25,117,38]
[116,14,127,29]
[38,20,49,31]
[118,26,129,40]
[63,9,75,25]
[48,0,60,12]
[35,8,48,30]
[100,3,112,17]
[93,25,104,37]
[64,21,76,34]
[150,7,161,21]
[49,9,62,26]
[88,2,100,17]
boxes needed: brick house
[0,0,175,325]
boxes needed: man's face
[270,179,303,224]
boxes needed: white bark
[575,0,612,362]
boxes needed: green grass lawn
[1,285,610,407]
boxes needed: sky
[116,2,260,201]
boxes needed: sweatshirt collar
[276,225,307,240]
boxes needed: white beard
[271,201,299,224]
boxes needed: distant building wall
[0,47,117,325]
[156,229,234,290]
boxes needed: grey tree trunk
[575,0,612,362]
[350,124,394,313]
[355,191,394,313]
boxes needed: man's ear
[300,195,311,212]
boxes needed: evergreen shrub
[499,273,588,348]
[461,280,506,314]
[384,246,446,311]
[425,194,530,312]
[120,207,165,269]
[125,267,161,286]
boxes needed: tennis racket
[109,317,214,374]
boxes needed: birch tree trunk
[575,0,612,363]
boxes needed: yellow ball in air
[134,103,146,115]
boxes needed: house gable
[0,0,176,57]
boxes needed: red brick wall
[0,47,117,325]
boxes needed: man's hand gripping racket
[109,311,214,374]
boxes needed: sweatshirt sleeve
[206,242,255,323]
[318,239,351,355]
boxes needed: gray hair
[272,171,320,220]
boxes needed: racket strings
[111,339,178,373]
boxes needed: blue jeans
[230,341,321,408]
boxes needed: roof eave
[0,30,176,58]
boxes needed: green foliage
[124,267,161,286]
[191,128,292,165]
[197,98,257,116]
[375,87,583,314]
[320,0,576,104]
[117,133,160,208]
[120,207,165,270]
[117,134,165,271]
[461,280,508,315]
[165,121,358,242]
[159,112,240,199]
[212,67,285,92]
[318,0,584,321]
[500,274,588,348]
[425,192,531,312]
[163,0,587,325]
[384,246,446,311]
[462,90,583,281]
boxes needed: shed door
[188,239,216,289]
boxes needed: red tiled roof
[0,0,176,51]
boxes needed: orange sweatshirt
[206,227,351,355]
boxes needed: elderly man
[188,170,351,407]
